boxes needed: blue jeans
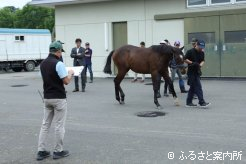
[171,68,186,91]
[85,63,93,81]
[186,75,205,105]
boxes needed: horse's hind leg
[114,77,120,103]
[151,71,163,110]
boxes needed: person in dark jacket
[184,40,211,108]
[70,38,86,92]
[84,42,93,83]
[37,41,74,161]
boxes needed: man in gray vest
[71,38,86,92]
[37,41,74,160]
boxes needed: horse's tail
[103,50,114,75]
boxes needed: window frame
[187,0,208,8]
[14,35,25,42]
[209,0,232,6]
[187,0,246,7]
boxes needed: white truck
[0,28,51,72]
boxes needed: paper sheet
[66,66,84,76]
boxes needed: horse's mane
[150,44,173,56]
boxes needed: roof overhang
[29,0,113,7]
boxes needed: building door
[184,16,220,77]
[112,22,127,75]
[220,14,246,77]
[185,14,246,77]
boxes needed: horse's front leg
[119,86,125,104]
[165,76,180,106]
[151,72,163,110]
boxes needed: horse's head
[151,44,184,66]
[171,46,184,65]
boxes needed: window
[224,31,246,43]
[236,0,246,2]
[188,32,215,44]
[211,0,230,4]
[187,0,207,6]
[20,36,24,41]
[15,36,20,41]
[15,35,25,41]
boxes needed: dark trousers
[157,74,169,94]
[74,68,86,90]
[186,75,205,105]
[85,63,93,82]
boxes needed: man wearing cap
[84,42,93,83]
[184,40,211,108]
[71,38,86,92]
[37,41,74,160]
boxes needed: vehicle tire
[24,61,36,72]
[12,67,23,72]
[3,67,10,72]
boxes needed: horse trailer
[0,28,51,72]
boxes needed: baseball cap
[191,38,198,43]
[197,40,205,49]
[49,41,65,52]
[57,40,64,44]
[174,40,180,46]
[160,40,166,44]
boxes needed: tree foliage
[0,5,54,33]
[0,7,16,28]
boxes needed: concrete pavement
[0,71,245,164]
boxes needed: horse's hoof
[174,98,180,106]
[156,105,164,110]
[120,101,125,105]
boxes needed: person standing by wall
[132,41,146,83]
[184,40,211,108]
[36,41,74,161]
[84,42,93,83]
[191,38,198,48]
[170,41,188,93]
[70,38,86,92]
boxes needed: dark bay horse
[103,44,184,109]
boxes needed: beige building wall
[54,0,246,77]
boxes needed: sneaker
[53,150,70,160]
[72,89,79,92]
[140,80,144,83]
[185,103,197,108]
[131,79,137,82]
[36,151,50,161]
[163,93,169,97]
[199,102,211,108]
